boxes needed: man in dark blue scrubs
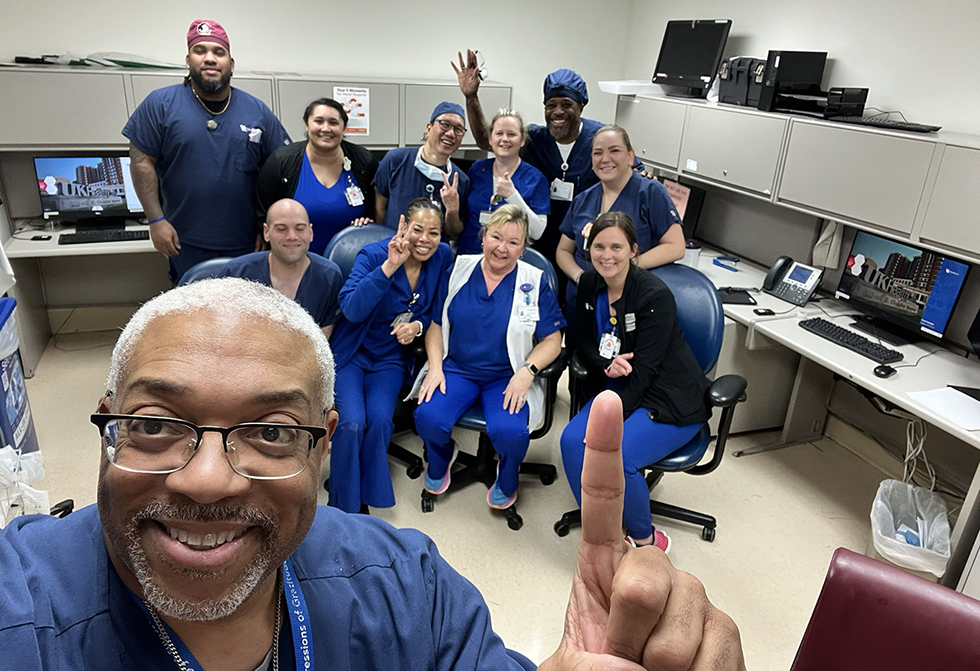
[219,198,343,337]
[124,19,290,283]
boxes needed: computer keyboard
[799,317,904,364]
[830,116,941,133]
[58,229,150,245]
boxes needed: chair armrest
[569,349,589,380]
[707,374,747,408]
[538,347,569,380]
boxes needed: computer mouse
[873,364,897,379]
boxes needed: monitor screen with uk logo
[33,155,144,219]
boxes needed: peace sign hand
[539,391,746,671]
[440,172,460,213]
[382,215,411,276]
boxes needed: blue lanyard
[133,558,313,670]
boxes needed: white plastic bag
[870,479,950,578]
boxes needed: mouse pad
[718,288,757,305]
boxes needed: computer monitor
[656,177,705,239]
[835,230,970,344]
[652,19,732,98]
[33,155,143,225]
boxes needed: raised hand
[495,171,516,199]
[382,215,412,276]
[539,391,747,671]
[452,49,481,97]
[440,172,460,213]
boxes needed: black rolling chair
[177,257,233,285]
[554,263,747,542]
[323,224,426,481]
[420,247,568,531]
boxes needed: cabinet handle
[642,149,647,154]
[723,169,728,176]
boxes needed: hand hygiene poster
[334,87,369,136]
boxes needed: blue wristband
[147,216,166,224]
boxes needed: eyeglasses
[435,119,466,137]
[90,414,327,480]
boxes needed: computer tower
[757,50,828,112]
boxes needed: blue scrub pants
[329,361,405,512]
[169,242,254,284]
[560,396,702,538]
[415,372,530,496]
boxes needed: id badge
[479,210,493,224]
[345,185,365,207]
[550,179,574,202]
[518,306,539,324]
[390,311,413,327]
[598,333,621,360]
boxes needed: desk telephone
[763,256,822,306]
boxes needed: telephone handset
[762,255,822,306]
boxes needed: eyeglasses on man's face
[90,414,327,481]
[434,118,466,137]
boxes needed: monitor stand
[848,314,917,347]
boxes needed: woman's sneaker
[626,529,671,555]
[487,482,518,509]
[423,443,458,495]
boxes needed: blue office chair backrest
[324,224,392,280]
[649,264,724,374]
[521,247,559,295]
[177,257,233,286]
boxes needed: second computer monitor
[836,230,969,341]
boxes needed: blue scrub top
[459,159,551,255]
[0,505,536,670]
[218,251,343,327]
[331,239,454,371]
[434,262,564,382]
[559,172,681,272]
[122,83,290,250]
[373,147,470,229]
[293,153,366,255]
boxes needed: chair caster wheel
[540,472,555,486]
[507,512,523,531]
[323,478,330,492]
[701,527,716,542]
[553,521,570,537]
[421,496,434,513]
[406,464,423,479]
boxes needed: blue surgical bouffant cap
[430,101,466,123]
[543,69,589,106]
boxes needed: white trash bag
[870,479,950,578]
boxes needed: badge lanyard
[133,558,314,671]
[391,292,420,327]
[414,147,453,208]
[342,155,364,208]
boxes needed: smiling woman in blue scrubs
[413,205,564,510]
[555,125,686,321]
[458,110,550,254]
[329,198,453,514]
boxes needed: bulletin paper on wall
[334,87,370,136]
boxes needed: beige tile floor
[24,330,892,670]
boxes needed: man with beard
[0,277,746,671]
[124,20,290,283]
[218,198,343,338]
[454,52,642,302]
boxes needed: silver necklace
[146,571,282,671]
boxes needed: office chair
[791,547,980,670]
[420,247,568,531]
[554,263,747,542]
[177,257,233,286]
[323,224,426,481]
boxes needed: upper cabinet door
[615,96,686,170]
[679,106,787,197]
[777,121,935,234]
[0,71,131,147]
[919,145,980,256]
